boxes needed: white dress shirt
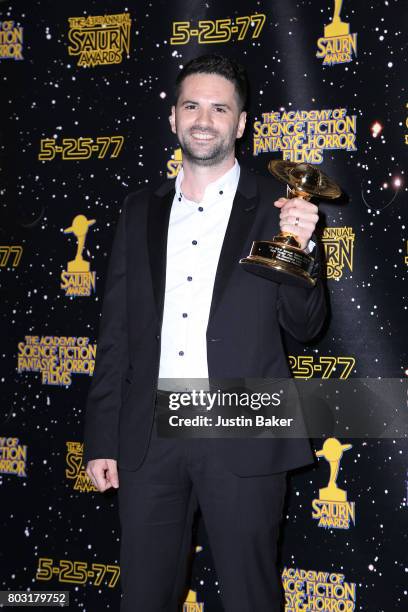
[158,160,240,384]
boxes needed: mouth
[190,131,216,141]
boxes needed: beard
[177,125,237,167]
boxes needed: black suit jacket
[83,166,327,475]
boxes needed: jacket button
[156,334,160,340]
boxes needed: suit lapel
[208,167,259,322]
[147,181,174,318]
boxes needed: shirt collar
[175,159,240,204]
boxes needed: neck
[180,156,236,202]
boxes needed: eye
[214,106,227,113]
[184,104,197,110]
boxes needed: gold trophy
[239,160,341,287]
[64,214,96,272]
[316,438,352,502]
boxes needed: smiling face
[169,73,247,168]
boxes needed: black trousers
[118,396,287,612]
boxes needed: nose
[195,106,213,127]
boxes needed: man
[84,54,326,611]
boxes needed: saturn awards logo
[183,590,204,611]
[316,0,357,66]
[322,227,355,280]
[312,438,355,530]
[67,12,132,67]
[167,148,183,178]
[61,215,96,297]
[65,442,97,492]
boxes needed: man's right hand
[86,458,119,492]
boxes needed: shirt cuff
[304,238,316,254]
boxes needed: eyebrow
[180,99,232,110]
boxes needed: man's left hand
[274,197,319,251]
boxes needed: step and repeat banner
[1,1,407,610]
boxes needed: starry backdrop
[0,0,407,611]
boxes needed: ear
[169,106,176,134]
[236,111,247,139]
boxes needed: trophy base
[67,259,90,272]
[324,19,349,38]
[319,486,348,502]
[239,240,316,288]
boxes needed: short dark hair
[174,54,249,112]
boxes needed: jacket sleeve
[82,197,129,464]
[277,236,328,343]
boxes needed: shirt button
[192,240,198,245]
[182,313,188,318]
[179,351,184,356]
[198,206,204,212]
[219,190,224,195]
[187,276,192,281]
